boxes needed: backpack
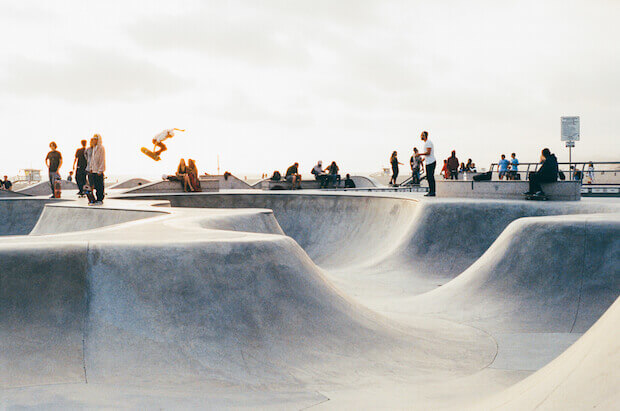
[473,171,492,181]
[558,171,566,181]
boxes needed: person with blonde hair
[176,158,192,192]
[187,159,201,192]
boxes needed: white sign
[561,116,580,141]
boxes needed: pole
[569,146,572,179]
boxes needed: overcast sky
[0,0,618,178]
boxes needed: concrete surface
[437,180,581,201]
[0,192,618,409]
[122,179,220,193]
[107,178,151,189]
[16,179,79,196]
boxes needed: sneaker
[424,192,436,197]
[523,191,533,196]
[534,191,545,197]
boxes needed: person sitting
[270,170,282,181]
[285,162,302,189]
[344,174,356,188]
[311,161,328,188]
[175,158,192,192]
[187,159,201,192]
[469,162,477,173]
[524,148,558,197]
[326,161,341,187]
[2,176,12,191]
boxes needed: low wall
[436,180,581,201]
[123,179,219,194]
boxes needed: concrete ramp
[17,180,78,196]
[471,297,620,410]
[108,178,151,189]
[407,213,620,334]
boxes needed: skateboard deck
[84,185,96,203]
[141,147,161,161]
[525,194,548,201]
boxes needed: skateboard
[525,193,548,201]
[84,184,96,203]
[53,179,62,198]
[141,147,161,161]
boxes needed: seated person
[524,148,558,197]
[311,160,328,188]
[344,174,356,188]
[326,161,341,187]
[187,159,201,192]
[175,158,193,192]
[285,162,302,189]
[270,170,282,181]
[2,176,12,191]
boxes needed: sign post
[561,116,580,179]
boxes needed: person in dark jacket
[447,150,459,180]
[525,148,558,196]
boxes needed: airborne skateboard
[141,147,161,161]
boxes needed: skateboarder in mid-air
[153,128,185,156]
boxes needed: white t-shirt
[424,139,436,164]
[154,129,174,143]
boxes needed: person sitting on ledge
[344,174,356,188]
[326,161,341,187]
[285,162,302,189]
[311,161,328,188]
[524,148,558,197]
[270,170,281,181]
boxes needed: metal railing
[488,161,620,184]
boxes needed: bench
[436,180,581,201]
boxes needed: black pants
[450,169,458,180]
[76,168,87,194]
[90,173,105,202]
[392,166,399,182]
[426,162,436,194]
[529,172,556,194]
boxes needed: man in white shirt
[417,131,436,197]
[152,128,185,157]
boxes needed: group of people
[46,136,106,204]
[389,131,436,196]
[439,152,478,180]
[497,153,520,180]
[270,161,355,189]
[173,158,201,192]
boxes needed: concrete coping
[436,180,581,201]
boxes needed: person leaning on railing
[524,148,558,197]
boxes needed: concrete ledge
[436,180,581,201]
[122,179,219,194]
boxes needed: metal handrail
[488,161,620,181]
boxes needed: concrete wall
[123,179,219,194]
[437,180,581,201]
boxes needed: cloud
[0,47,190,102]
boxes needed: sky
[0,0,618,179]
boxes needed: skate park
[1,189,618,409]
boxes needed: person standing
[509,152,519,180]
[417,131,436,197]
[389,151,403,186]
[498,154,509,180]
[447,150,459,180]
[587,162,595,184]
[45,142,62,197]
[89,134,106,204]
[73,139,88,195]
[410,147,423,185]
